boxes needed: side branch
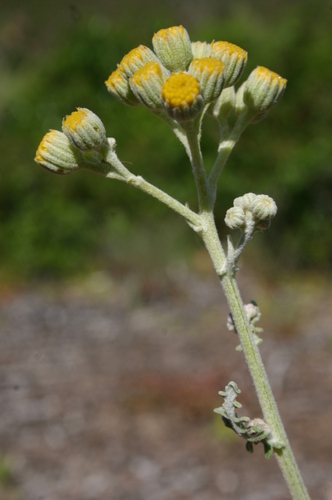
[104,151,202,230]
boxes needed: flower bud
[244,301,260,323]
[191,41,212,59]
[152,26,192,73]
[233,192,257,211]
[212,86,236,118]
[211,41,248,87]
[105,68,140,107]
[129,62,170,110]
[35,130,81,174]
[161,72,204,122]
[224,206,245,230]
[118,45,160,79]
[243,66,287,113]
[188,57,226,103]
[62,108,107,152]
[251,194,277,220]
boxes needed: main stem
[200,210,309,500]
[183,115,309,498]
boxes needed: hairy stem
[208,111,252,206]
[104,150,201,230]
[184,116,310,498]
[200,211,310,500]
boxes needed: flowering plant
[35,26,309,499]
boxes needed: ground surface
[0,262,332,500]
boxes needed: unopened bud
[191,41,212,59]
[224,206,246,230]
[118,45,159,79]
[161,72,204,122]
[243,66,287,113]
[130,62,170,110]
[211,41,248,87]
[244,301,260,323]
[153,26,192,73]
[233,192,257,211]
[62,108,107,151]
[105,68,140,107]
[188,57,225,103]
[251,194,277,220]
[35,130,81,174]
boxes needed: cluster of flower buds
[227,300,261,332]
[35,108,113,174]
[106,25,287,125]
[105,26,248,123]
[35,26,287,173]
[225,192,278,231]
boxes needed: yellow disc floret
[35,130,80,174]
[131,61,164,87]
[105,68,126,92]
[62,108,106,151]
[62,109,88,132]
[162,72,200,109]
[130,62,169,110]
[105,69,139,107]
[188,58,226,103]
[244,66,287,113]
[254,66,287,85]
[118,45,159,78]
[152,26,192,72]
[190,57,224,76]
[211,41,246,59]
[156,25,187,41]
[210,41,248,87]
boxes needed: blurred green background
[0,0,331,282]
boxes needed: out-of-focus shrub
[0,1,331,280]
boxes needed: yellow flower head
[161,72,203,122]
[153,26,192,73]
[35,130,80,174]
[62,108,87,132]
[118,45,159,78]
[211,41,248,87]
[244,66,287,113]
[62,108,106,151]
[130,61,170,110]
[132,61,163,85]
[162,72,200,108]
[105,68,140,107]
[188,57,226,103]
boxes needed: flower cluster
[105,26,287,124]
[35,25,287,175]
[35,108,111,174]
[225,193,278,231]
[105,26,248,122]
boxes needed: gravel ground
[0,265,331,500]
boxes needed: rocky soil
[0,265,332,499]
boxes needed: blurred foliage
[0,0,331,281]
[0,456,14,487]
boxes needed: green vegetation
[0,456,14,487]
[0,1,331,281]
